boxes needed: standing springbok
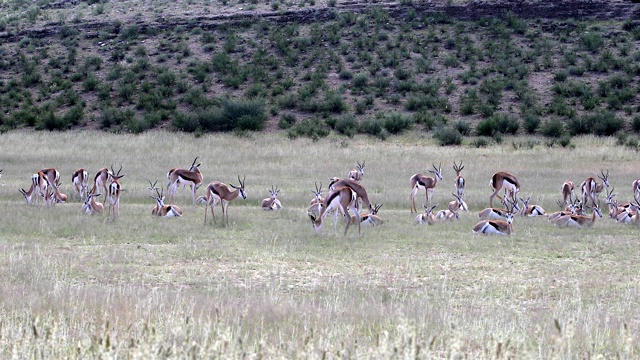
[632,179,640,198]
[453,161,465,199]
[32,171,49,205]
[91,167,111,203]
[580,170,609,207]
[328,178,374,222]
[519,196,545,216]
[489,171,520,207]
[72,168,89,200]
[261,186,283,210]
[473,202,516,235]
[197,176,247,224]
[308,186,357,235]
[415,204,438,225]
[561,180,575,205]
[410,163,443,213]
[107,165,124,221]
[167,157,203,206]
[348,161,365,182]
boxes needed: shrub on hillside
[476,117,498,136]
[334,115,359,137]
[287,118,330,140]
[359,118,388,140]
[433,126,463,146]
[383,113,412,134]
[541,118,566,138]
[522,112,540,134]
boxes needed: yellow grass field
[0,130,639,358]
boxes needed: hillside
[1,0,639,142]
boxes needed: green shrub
[541,118,566,138]
[287,118,330,140]
[433,126,463,146]
[359,118,388,140]
[580,32,604,53]
[383,113,412,134]
[588,111,624,136]
[278,114,297,129]
[554,70,568,82]
[172,112,199,132]
[334,115,359,137]
[523,112,540,134]
[495,113,520,135]
[476,117,498,136]
[632,115,640,133]
[472,137,490,148]
[454,120,471,136]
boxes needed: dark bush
[454,120,471,136]
[476,117,498,136]
[541,118,566,138]
[433,126,463,146]
[335,115,359,137]
[588,111,624,136]
[632,115,640,133]
[172,112,199,132]
[383,113,412,134]
[287,118,330,140]
[495,113,520,135]
[523,112,540,134]
[359,118,388,140]
[278,114,297,129]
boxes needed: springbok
[82,191,104,215]
[580,170,609,207]
[556,202,603,228]
[150,187,183,217]
[107,165,125,221]
[352,203,384,227]
[473,201,516,235]
[72,168,89,200]
[167,157,203,206]
[561,180,575,205]
[415,204,438,225]
[308,186,357,235]
[478,198,520,221]
[410,163,443,213]
[261,186,283,210]
[519,196,545,216]
[197,176,247,224]
[348,161,365,182]
[488,171,520,207]
[453,161,465,199]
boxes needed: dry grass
[0,130,640,357]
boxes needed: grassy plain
[0,130,639,358]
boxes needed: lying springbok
[473,201,517,235]
[150,187,183,218]
[261,186,283,210]
[415,204,437,225]
[519,196,545,216]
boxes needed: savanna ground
[1,130,640,357]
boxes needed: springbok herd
[10,158,640,234]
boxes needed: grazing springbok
[561,180,575,205]
[91,168,112,203]
[348,161,365,182]
[329,178,374,220]
[107,165,125,221]
[580,170,609,207]
[308,186,357,235]
[197,176,247,224]
[519,196,545,216]
[32,171,49,205]
[167,157,203,206]
[19,182,37,204]
[82,191,104,215]
[488,171,520,207]
[415,204,438,225]
[556,202,603,228]
[261,186,283,210]
[453,161,465,199]
[72,168,89,200]
[410,163,443,213]
[473,201,516,235]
